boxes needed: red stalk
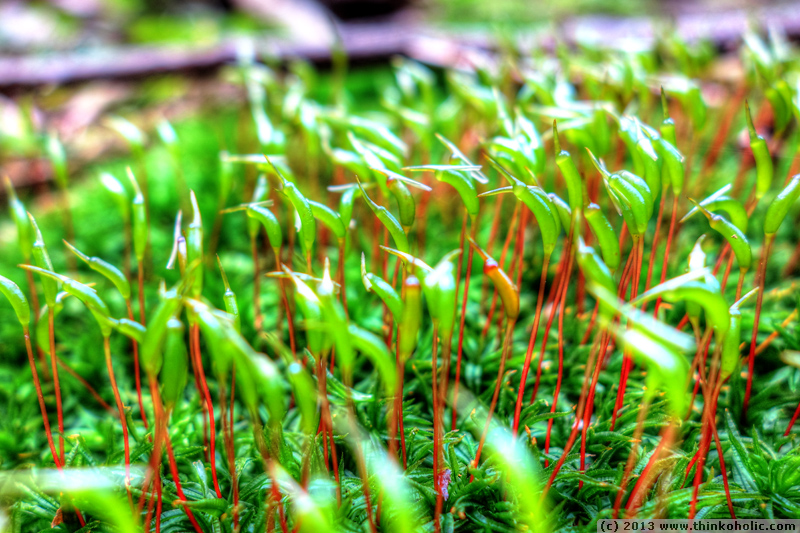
[47,307,65,465]
[611,238,644,430]
[481,194,505,314]
[654,195,679,317]
[712,418,736,518]
[580,251,641,481]
[612,396,651,518]
[544,241,574,458]
[104,336,131,499]
[623,423,676,516]
[127,300,148,428]
[137,374,163,514]
[689,379,723,519]
[530,238,573,404]
[190,323,223,498]
[23,270,45,376]
[166,435,205,533]
[481,202,519,340]
[472,320,515,475]
[545,329,604,494]
[744,236,774,417]
[453,216,477,430]
[785,400,800,436]
[580,330,611,486]
[642,189,667,303]
[512,254,550,436]
[580,301,599,345]
[23,328,60,468]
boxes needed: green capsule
[328,146,371,180]
[576,238,616,318]
[436,133,489,184]
[636,271,730,342]
[586,148,650,235]
[660,88,677,147]
[485,157,560,255]
[141,287,183,375]
[185,299,230,374]
[246,204,282,254]
[655,137,684,197]
[186,191,204,298]
[5,178,32,260]
[247,175,270,241]
[113,318,146,344]
[285,269,328,356]
[346,116,407,160]
[685,236,707,326]
[22,266,112,337]
[517,110,547,174]
[764,174,800,236]
[308,200,347,240]
[592,106,611,157]
[22,266,109,316]
[274,165,316,261]
[317,260,353,373]
[286,360,316,435]
[128,169,148,264]
[338,186,361,229]
[347,132,394,194]
[619,117,645,177]
[634,121,661,195]
[618,326,690,418]
[64,241,131,300]
[548,192,572,231]
[398,275,422,361]
[721,288,758,381]
[606,174,649,236]
[218,152,234,211]
[45,133,68,190]
[161,317,189,411]
[0,274,31,327]
[361,254,403,318]
[682,189,748,233]
[386,178,415,230]
[584,202,621,272]
[689,199,752,270]
[357,180,409,253]
[348,324,397,393]
[422,251,460,339]
[553,121,584,211]
[108,115,146,151]
[380,246,433,277]
[745,101,774,200]
[217,257,240,332]
[27,213,58,308]
[617,170,654,223]
[470,240,519,320]
[766,78,792,133]
[99,172,130,223]
[437,169,480,218]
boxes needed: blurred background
[0,0,797,187]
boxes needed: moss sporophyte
[4,26,800,532]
